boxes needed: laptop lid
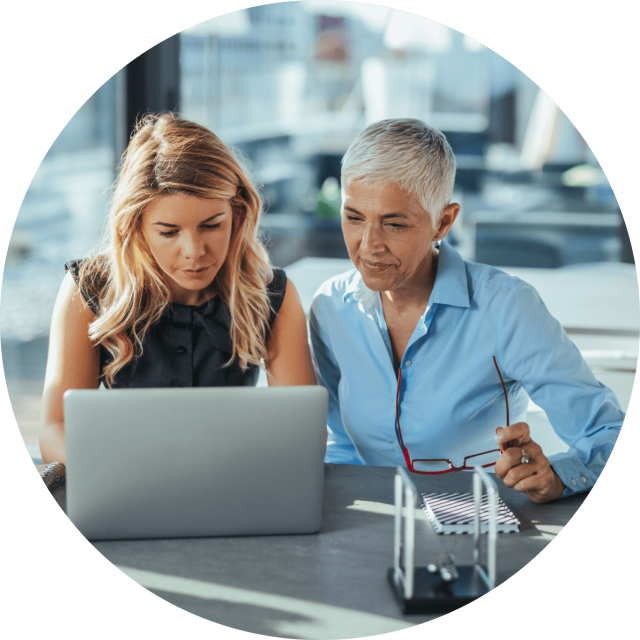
[64,386,328,540]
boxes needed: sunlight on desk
[531,523,564,539]
[347,500,394,517]
[118,566,412,640]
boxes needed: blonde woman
[40,113,316,465]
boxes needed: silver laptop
[64,386,328,540]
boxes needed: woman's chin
[356,266,393,291]
[165,270,219,304]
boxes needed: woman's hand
[494,422,565,503]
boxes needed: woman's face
[142,193,233,305]
[341,180,458,294]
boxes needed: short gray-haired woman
[310,118,623,503]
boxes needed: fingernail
[495,433,504,443]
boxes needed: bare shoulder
[46,271,100,379]
[52,271,97,324]
[278,278,303,313]
[266,278,315,386]
[268,277,305,328]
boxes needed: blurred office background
[2,1,636,450]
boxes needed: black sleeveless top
[66,261,287,389]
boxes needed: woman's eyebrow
[200,213,225,223]
[381,212,409,220]
[344,206,409,220]
[152,213,226,228]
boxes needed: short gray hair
[341,119,457,231]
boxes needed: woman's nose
[361,223,383,254]
[181,233,206,259]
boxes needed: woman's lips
[182,266,211,278]
[361,259,391,273]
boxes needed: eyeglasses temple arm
[395,368,415,469]
[492,355,510,427]
[395,368,406,448]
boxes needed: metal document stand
[387,466,498,614]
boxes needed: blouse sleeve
[309,287,363,464]
[497,280,624,497]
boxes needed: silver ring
[520,448,529,464]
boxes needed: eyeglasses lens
[464,450,501,467]
[412,459,451,472]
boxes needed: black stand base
[387,566,490,614]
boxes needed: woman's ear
[435,202,460,238]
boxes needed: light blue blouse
[309,241,624,497]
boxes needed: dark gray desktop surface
[50,463,587,637]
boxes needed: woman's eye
[158,222,221,238]
[345,216,362,222]
[387,223,406,231]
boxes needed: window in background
[3,2,633,454]
[1,72,122,448]
[179,2,624,269]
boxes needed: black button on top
[176,346,187,354]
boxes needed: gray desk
[50,464,586,639]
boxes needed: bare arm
[265,279,316,387]
[266,279,325,450]
[39,272,101,464]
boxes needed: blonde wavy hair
[77,113,274,386]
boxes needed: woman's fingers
[495,422,531,452]
[493,428,565,503]
[497,443,544,485]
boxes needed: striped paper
[422,492,520,534]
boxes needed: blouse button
[176,346,187,354]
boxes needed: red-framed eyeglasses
[394,355,509,475]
